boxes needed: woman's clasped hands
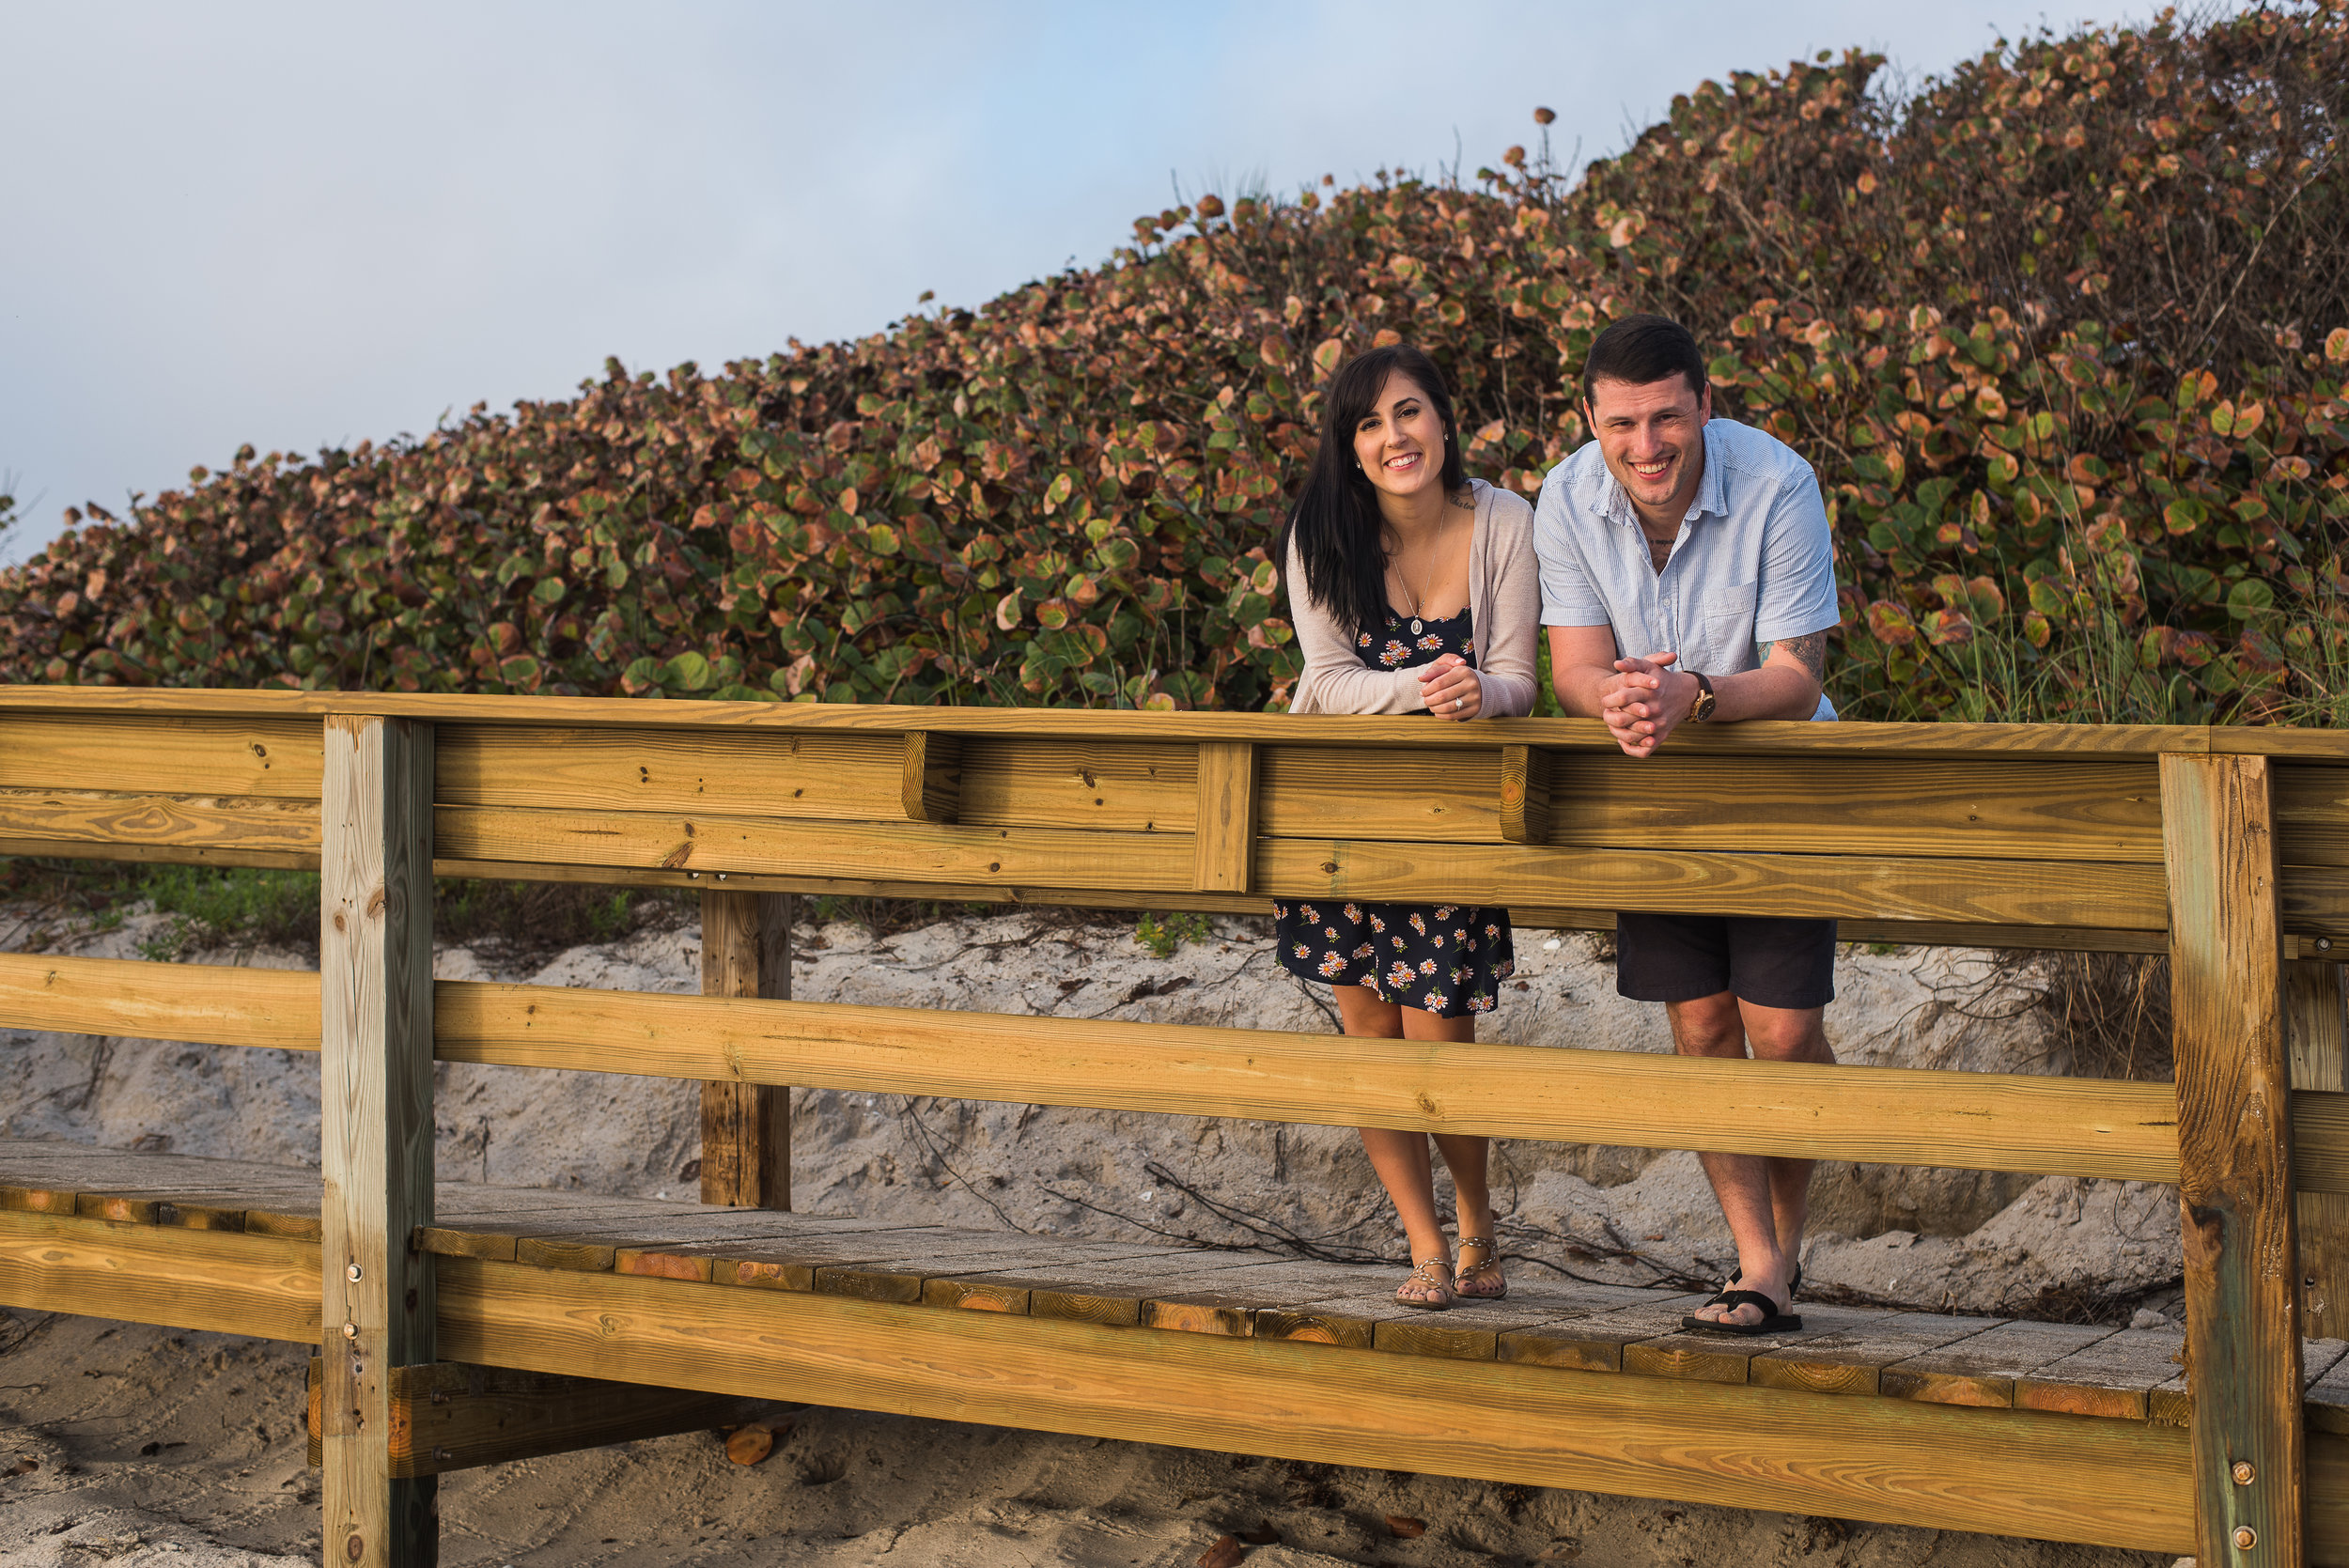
[1418,652,1483,721]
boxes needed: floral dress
[1271,605,1515,1018]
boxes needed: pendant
[1410,618,1423,635]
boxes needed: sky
[1,0,2159,565]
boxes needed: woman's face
[1350,373,1447,503]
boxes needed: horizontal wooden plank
[2014,1326,2186,1420]
[957,739,1196,833]
[434,804,1197,893]
[435,1256,2195,1551]
[304,1358,772,1478]
[1750,1312,2004,1398]
[2302,1091,2349,1195]
[1255,839,2169,929]
[2282,868,2349,940]
[1877,1321,2117,1408]
[2216,727,2349,761]
[1542,754,2161,862]
[0,953,321,1052]
[0,787,319,862]
[427,856,1269,916]
[0,712,323,799]
[435,724,908,820]
[1260,751,2167,861]
[2313,1430,2349,1565]
[437,981,2183,1181]
[1257,746,1505,843]
[0,1207,320,1343]
[0,687,2217,756]
[1501,909,2178,955]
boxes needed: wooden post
[699,889,791,1209]
[319,715,437,1568]
[2289,959,2349,1342]
[2161,753,2305,1566]
[1500,745,1552,846]
[1192,742,1256,893]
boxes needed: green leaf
[2226,579,2274,619]
[663,651,715,691]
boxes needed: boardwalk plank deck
[2015,1326,2188,1421]
[9,1136,2349,1448]
[1877,1320,2118,1408]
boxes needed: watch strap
[1688,671,1716,722]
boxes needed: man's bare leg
[1668,992,1833,1327]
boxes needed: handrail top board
[0,684,2293,759]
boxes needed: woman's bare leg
[1399,1006,1501,1295]
[1336,986,1455,1302]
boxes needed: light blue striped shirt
[1532,417,1841,721]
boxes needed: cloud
[0,0,2155,562]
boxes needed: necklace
[1396,514,1451,636]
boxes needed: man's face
[1584,374,1711,519]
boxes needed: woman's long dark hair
[1274,344,1469,641]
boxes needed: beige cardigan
[1285,479,1541,717]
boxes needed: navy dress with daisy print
[1272,605,1516,1018]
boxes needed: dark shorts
[1613,912,1837,1010]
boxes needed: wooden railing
[1,686,2345,1566]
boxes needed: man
[1532,312,1842,1335]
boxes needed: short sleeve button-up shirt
[1532,416,1842,721]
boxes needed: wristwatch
[1687,671,1717,722]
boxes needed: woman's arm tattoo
[1760,629,1828,679]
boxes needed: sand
[0,904,2181,1566]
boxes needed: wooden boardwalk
[4,691,2349,1563]
[8,1137,2342,1432]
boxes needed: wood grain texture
[1876,1320,2119,1408]
[1500,746,1550,846]
[0,787,319,863]
[954,739,1195,833]
[435,980,2182,1181]
[2299,1093,2349,1194]
[303,1358,771,1478]
[319,714,438,1568]
[2312,1429,2349,1566]
[432,1257,2195,1552]
[1621,1307,1877,1386]
[0,712,322,797]
[434,723,904,818]
[1192,742,1257,894]
[436,803,1196,893]
[0,952,320,1052]
[2162,751,2305,1567]
[2294,963,2349,1341]
[1253,838,2168,928]
[1544,753,2162,862]
[0,1207,320,1342]
[1749,1312,2002,1398]
[900,732,961,824]
[2014,1326,2186,1420]
[698,890,789,1210]
[0,687,2210,755]
[1256,746,1504,844]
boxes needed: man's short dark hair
[1581,313,1707,407]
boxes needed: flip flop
[1681,1289,1801,1337]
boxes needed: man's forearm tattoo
[1759,629,1828,680]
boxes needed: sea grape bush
[2,4,2344,723]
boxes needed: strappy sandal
[1394,1257,1455,1312]
[1454,1235,1506,1300]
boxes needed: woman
[1274,344,1540,1311]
